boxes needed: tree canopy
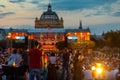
[91,30,120,48]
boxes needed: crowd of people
[0,41,120,80]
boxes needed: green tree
[104,30,120,48]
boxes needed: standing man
[73,51,84,80]
[61,49,70,80]
[28,41,42,80]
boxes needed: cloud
[112,12,120,16]
[0,5,6,8]
[78,8,105,18]
[80,0,119,17]
[9,0,25,3]
[0,0,119,30]
[0,12,15,18]
[13,17,35,20]
[29,0,50,4]
[29,0,117,11]
[30,0,39,4]
[29,0,51,9]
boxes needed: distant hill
[86,23,120,35]
[65,23,120,35]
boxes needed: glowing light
[96,68,103,74]
[74,32,76,35]
[7,35,11,38]
[15,36,25,39]
[8,33,11,36]
[92,66,96,70]
[92,63,104,75]
[13,62,16,67]
[96,63,101,66]
[68,36,78,39]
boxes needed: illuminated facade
[7,29,27,40]
[4,4,91,50]
[28,29,65,50]
[33,4,64,50]
[66,21,90,43]
[5,29,27,48]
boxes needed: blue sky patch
[48,0,118,10]
[112,12,120,16]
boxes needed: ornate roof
[40,4,59,20]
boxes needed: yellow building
[35,4,63,28]
[66,21,90,43]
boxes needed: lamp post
[7,35,12,50]
[28,38,31,50]
[11,38,12,49]
[65,33,68,48]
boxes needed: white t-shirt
[113,69,119,80]
[83,70,93,80]
[105,70,114,80]
[8,54,22,67]
[49,56,56,64]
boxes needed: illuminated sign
[67,36,78,43]
[15,36,25,43]
[15,36,25,40]
[68,36,78,40]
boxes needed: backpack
[7,57,16,66]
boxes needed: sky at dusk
[0,0,120,35]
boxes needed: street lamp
[7,34,12,49]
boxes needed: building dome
[40,4,59,20]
